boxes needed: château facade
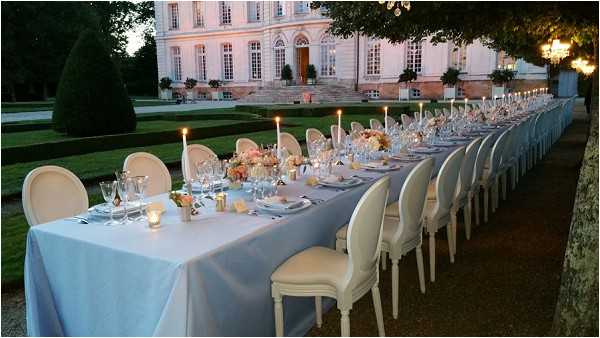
[154,1,548,100]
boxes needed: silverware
[67,216,89,224]
[248,209,282,220]
[299,195,324,204]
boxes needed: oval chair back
[425,111,434,120]
[236,138,258,154]
[488,129,510,177]
[385,116,397,129]
[499,127,516,168]
[455,137,482,201]
[351,122,364,133]
[22,165,89,226]
[330,124,346,150]
[182,144,217,181]
[471,133,495,191]
[401,114,412,128]
[345,176,391,288]
[306,128,325,145]
[280,132,302,156]
[392,158,435,251]
[433,146,466,217]
[369,118,383,131]
[434,108,441,116]
[123,152,172,197]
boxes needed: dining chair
[271,176,390,337]
[306,128,329,157]
[330,124,346,150]
[182,144,217,181]
[469,133,494,229]
[236,137,258,154]
[423,146,465,282]
[498,126,517,203]
[370,118,383,130]
[425,111,434,120]
[280,132,302,156]
[350,121,364,133]
[480,128,510,222]
[448,137,481,249]
[385,116,397,129]
[123,152,172,197]
[336,158,434,319]
[22,165,89,226]
[400,114,412,128]
[434,108,442,116]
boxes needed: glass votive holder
[288,168,297,181]
[147,209,161,230]
[215,192,227,212]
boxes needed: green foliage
[281,64,293,81]
[52,29,135,136]
[398,68,417,83]
[441,68,461,86]
[159,77,172,90]
[313,1,598,68]
[488,69,516,85]
[184,77,198,90]
[306,64,317,79]
[208,79,222,88]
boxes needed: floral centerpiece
[427,115,447,129]
[358,129,391,151]
[286,154,304,168]
[227,149,279,182]
[169,191,200,220]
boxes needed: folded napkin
[321,175,346,184]
[259,196,303,210]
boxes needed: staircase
[238,84,368,104]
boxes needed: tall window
[320,35,336,77]
[192,1,204,27]
[196,45,207,81]
[294,1,309,14]
[168,3,179,30]
[171,47,182,81]
[274,1,285,17]
[497,50,516,70]
[449,43,467,71]
[273,39,286,78]
[366,39,381,76]
[249,42,262,80]
[406,40,423,74]
[222,43,234,80]
[247,1,262,22]
[219,1,232,25]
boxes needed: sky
[126,22,148,55]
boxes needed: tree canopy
[314,1,598,67]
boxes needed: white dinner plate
[90,201,148,217]
[361,162,403,172]
[255,198,311,214]
[410,146,443,154]
[318,176,363,188]
[182,180,229,192]
[390,153,428,162]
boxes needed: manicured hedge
[2,120,277,165]
[1,121,53,133]
[236,104,411,117]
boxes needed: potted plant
[398,68,417,100]
[159,77,172,100]
[184,78,198,101]
[441,67,460,100]
[306,64,317,85]
[208,79,222,101]
[489,69,516,97]
[281,64,293,86]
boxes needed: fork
[67,216,89,224]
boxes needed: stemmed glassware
[132,176,149,221]
[99,180,119,226]
[115,170,133,224]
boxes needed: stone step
[239,84,367,104]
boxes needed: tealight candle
[147,210,161,229]
[288,168,297,181]
[215,192,227,212]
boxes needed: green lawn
[0,114,380,286]
[2,119,245,148]
[1,99,174,113]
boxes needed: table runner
[25,103,561,336]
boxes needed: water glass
[132,176,149,221]
[116,176,134,224]
[99,180,119,226]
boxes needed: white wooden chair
[336,158,434,319]
[280,132,302,156]
[271,177,390,337]
[22,165,89,226]
[182,144,217,181]
[480,129,510,222]
[498,127,517,204]
[330,124,346,150]
[423,146,465,282]
[351,121,365,133]
[434,108,442,116]
[370,118,383,131]
[425,111,434,120]
[385,116,397,129]
[123,152,172,197]
[400,114,412,128]
[469,133,495,229]
[235,138,258,154]
[306,128,329,157]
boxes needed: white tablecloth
[25,103,560,336]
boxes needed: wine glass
[99,181,119,226]
[132,176,149,221]
[116,176,134,224]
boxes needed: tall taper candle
[275,116,281,157]
[182,128,192,194]
[384,106,388,134]
[493,95,497,107]
[419,102,423,122]
[464,98,468,113]
[337,109,342,146]
[451,98,455,118]
[482,96,486,110]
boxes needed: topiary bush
[441,67,461,87]
[306,64,317,79]
[281,64,293,83]
[488,69,516,85]
[53,29,135,136]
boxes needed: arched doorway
[294,35,309,84]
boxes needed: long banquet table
[25,101,562,336]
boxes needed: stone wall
[551,93,599,336]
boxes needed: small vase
[179,206,192,222]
